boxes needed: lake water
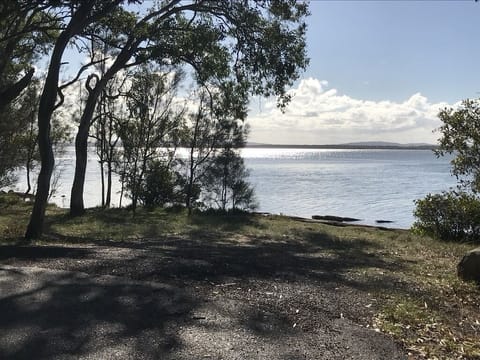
[14,147,457,229]
[243,148,455,228]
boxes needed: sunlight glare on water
[13,147,456,229]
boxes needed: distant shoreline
[245,144,438,150]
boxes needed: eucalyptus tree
[25,0,308,237]
[0,101,25,188]
[68,0,309,217]
[203,148,257,211]
[200,111,255,211]
[436,99,480,193]
[88,35,128,208]
[17,80,42,194]
[92,77,125,208]
[183,93,219,212]
[25,0,134,239]
[116,64,184,211]
[182,83,250,213]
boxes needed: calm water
[242,148,456,228]
[14,147,456,229]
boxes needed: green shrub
[0,192,23,207]
[412,191,480,242]
[139,160,183,207]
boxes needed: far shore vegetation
[1,192,479,359]
[245,142,438,150]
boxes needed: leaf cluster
[413,191,480,242]
[435,99,480,193]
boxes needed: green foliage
[144,1,309,111]
[139,160,183,207]
[413,191,480,242]
[181,87,252,212]
[0,78,71,192]
[436,99,480,192]
[0,1,59,108]
[116,64,184,210]
[414,98,480,242]
[203,149,257,212]
[0,79,39,188]
[0,103,22,188]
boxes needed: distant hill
[246,141,437,150]
[341,141,436,148]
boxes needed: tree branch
[59,58,107,91]
[0,68,35,110]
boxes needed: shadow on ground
[0,217,410,359]
[0,266,194,359]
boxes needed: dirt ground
[0,235,408,359]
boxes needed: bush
[139,160,183,207]
[412,191,480,242]
[202,149,257,212]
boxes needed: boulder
[458,247,480,282]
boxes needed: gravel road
[0,240,408,359]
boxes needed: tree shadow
[0,266,195,359]
[0,245,92,260]
[0,219,415,358]
[189,211,263,232]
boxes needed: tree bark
[26,161,32,195]
[106,160,112,207]
[69,39,137,215]
[25,31,71,239]
[70,89,99,216]
[25,1,112,238]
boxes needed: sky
[247,0,480,145]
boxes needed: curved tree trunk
[69,40,137,216]
[25,160,32,195]
[25,32,71,239]
[70,92,99,216]
[24,1,119,238]
[25,138,54,239]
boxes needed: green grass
[1,193,479,359]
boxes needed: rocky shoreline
[254,212,402,231]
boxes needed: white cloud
[247,78,454,145]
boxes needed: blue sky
[248,0,480,144]
[306,0,480,103]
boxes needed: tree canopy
[436,99,480,193]
[413,98,480,242]
[3,0,309,239]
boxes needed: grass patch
[1,192,479,359]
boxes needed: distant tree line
[0,1,309,239]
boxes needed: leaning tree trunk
[25,32,71,239]
[24,0,115,238]
[69,39,137,216]
[25,135,54,239]
[25,159,32,195]
[70,85,100,216]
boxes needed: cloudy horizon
[247,77,455,146]
[245,1,479,146]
